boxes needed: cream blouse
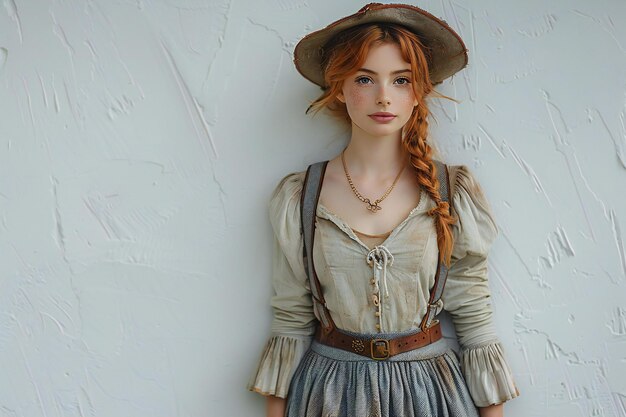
[247,164,520,408]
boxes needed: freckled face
[337,42,419,138]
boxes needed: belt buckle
[370,338,390,360]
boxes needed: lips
[369,112,396,123]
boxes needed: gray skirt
[285,328,479,417]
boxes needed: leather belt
[314,321,442,360]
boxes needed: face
[336,42,419,138]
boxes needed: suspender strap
[419,159,453,331]
[300,160,334,330]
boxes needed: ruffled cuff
[460,341,520,407]
[247,334,312,398]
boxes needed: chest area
[313,203,440,278]
[317,168,423,239]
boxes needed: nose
[376,87,391,106]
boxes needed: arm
[247,172,317,403]
[441,165,520,409]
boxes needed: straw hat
[293,2,468,88]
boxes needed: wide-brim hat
[293,2,468,88]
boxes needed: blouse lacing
[366,245,394,332]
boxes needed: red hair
[306,23,459,266]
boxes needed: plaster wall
[1,1,625,416]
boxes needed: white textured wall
[1,1,625,416]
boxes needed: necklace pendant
[367,200,382,212]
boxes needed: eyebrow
[356,68,412,75]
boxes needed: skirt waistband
[310,335,452,362]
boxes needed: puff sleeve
[247,171,317,398]
[440,165,520,407]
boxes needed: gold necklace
[341,149,407,213]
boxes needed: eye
[354,76,371,84]
[395,77,411,85]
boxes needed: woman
[248,3,520,417]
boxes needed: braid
[403,103,458,266]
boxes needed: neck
[343,123,409,177]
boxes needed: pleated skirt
[285,329,479,417]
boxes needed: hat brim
[293,3,468,88]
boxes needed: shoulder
[268,170,307,234]
[445,164,499,244]
[446,164,493,213]
[269,170,306,212]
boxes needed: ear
[337,91,346,103]
[413,98,419,107]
